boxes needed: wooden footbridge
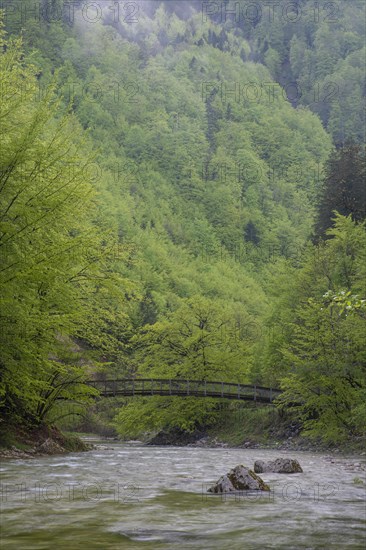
[85,379,281,403]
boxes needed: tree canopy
[1,2,365,443]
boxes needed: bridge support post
[169,379,172,395]
[221,382,224,397]
[270,387,272,403]
[254,385,257,403]
[238,384,240,399]
[187,380,190,395]
[204,380,207,396]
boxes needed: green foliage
[276,216,366,442]
[135,296,254,381]
[233,0,366,143]
[0,20,131,426]
[122,295,256,431]
[114,396,219,438]
[1,3,364,445]
[212,406,284,447]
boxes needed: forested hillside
[1,0,365,445]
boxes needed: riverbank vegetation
[0,1,365,449]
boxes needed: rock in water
[254,458,303,474]
[208,465,270,492]
[36,438,66,455]
[208,475,236,493]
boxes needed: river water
[1,444,365,549]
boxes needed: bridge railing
[85,378,281,402]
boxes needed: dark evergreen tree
[217,29,228,51]
[189,56,197,69]
[244,221,260,245]
[205,89,220,151]
[315,143,366,238]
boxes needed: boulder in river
[208,465,270,492]
[254,458,303,474]
[36,438,66,455]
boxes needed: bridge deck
[85,379,281,403]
